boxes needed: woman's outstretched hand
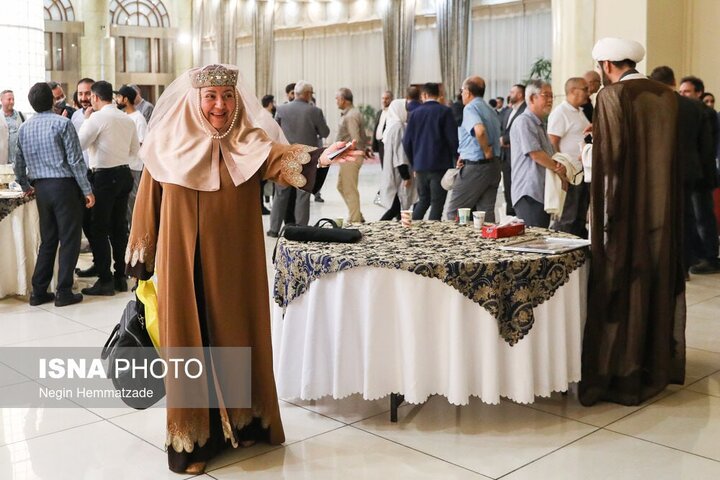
[318,140,365,167]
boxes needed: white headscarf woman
[379,99,417,217]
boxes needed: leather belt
[461,158,494,165]
[92,165,130,173]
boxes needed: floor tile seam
[349,423,493,478]
[0,379,34,389]
[281,398,356,425]
[281,397,395,426]
[0,417,106,449]
[679,369,720,392]
[0,324,96,346]
[106,416,167,452]
[590,387,687,429]
[599,427,720,464]
[33,303,126,330]
[515,401,608,428]
[494,427,601,479]
[205,425,348,474]
[685,345,720,355]
[204,445,284,474]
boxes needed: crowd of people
[2,35,720,473]
[2,81,152,306]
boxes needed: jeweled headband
[190,65,238,88]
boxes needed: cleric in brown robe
[125,64,363,474]
[578,38,686,406]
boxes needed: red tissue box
[480,222,526,239]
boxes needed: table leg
[390,393,405,422]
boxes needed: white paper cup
[472,211,486,229]
[334,218,344,228]
[458,208,471,225]
[400,210,413,228]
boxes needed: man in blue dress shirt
[14,82,95,307]
[446,76,502,222]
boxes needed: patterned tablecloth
[0,194,34,224]
[273,221,588,346]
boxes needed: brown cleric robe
[126,143,325,470]
[579,77,686,406]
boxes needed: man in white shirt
[71,78,96,269]
[78,81,139,296]
[114,84,147,226]
[548,77,591,236]
[0,115,8,164]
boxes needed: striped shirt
[14,111,91,195]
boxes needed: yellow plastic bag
[136,280,160,350]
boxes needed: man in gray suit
[499,84,526,215]
[267,81,330,237]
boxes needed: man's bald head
[464,76,485,95]
[461,76,486,106]
[584,70,601,94]
[564,77,589,107]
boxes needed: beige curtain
[381,0,416,98]
[254,0,275,98]
[436,0,470,100]
[218,0,237,64]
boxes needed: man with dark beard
[579,38,686,407]
[114,85,147,226]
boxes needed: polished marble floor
[1,162,720,479]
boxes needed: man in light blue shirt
[510,79,566,227]
[14,82,95,307]
[446,76,502,222]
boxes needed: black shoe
[75,265,98,278]
[266,230,279,238]
[114,276,128,292]
[689,260,720,275]
[314,194,325,203]
[29,292,55,306]
[55,292,83,307]
[81,279,115,296]
[261,206,271,215]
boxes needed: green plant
[358,104,377,138]
[524,57,552,83]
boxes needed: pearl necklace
[197,89,240,140]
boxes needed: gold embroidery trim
[280,145,315,188]
[165,406,275,453]
[124,233,156,273]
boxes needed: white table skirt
[0,201,41,299]
[273,264,588,406]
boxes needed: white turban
[592,37,645,63]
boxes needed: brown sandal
[184,462,207,475]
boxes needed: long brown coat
[579,78,686,406]
[127,144,321,452]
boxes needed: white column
[0,0,45,114]
[550,0,595,102]
[79,0,115,84]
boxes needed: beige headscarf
[140,64,288,191]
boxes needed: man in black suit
[650,67,715,275]
[581,71,601,122]
[499,84,526,215]
[371,90,393,168]
[48,82,76,118]
[678,74,720,274]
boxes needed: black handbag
[101,298,165,409]
[281,218,362,243]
